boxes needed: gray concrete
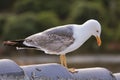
[114,73,120,80]
[0,59,118,80]
[21,63,116,80]
[22,63,72,80]
[0,59,27,80]
[73,67,116,80]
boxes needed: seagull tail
[3,39,25,47]
[3,39,36,49]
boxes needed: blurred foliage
[2,14,37,40]
[14,0,73,19]
[0,0,120,55]
[36,11,61,31]
[0,0,15,12]
[68,1,106,24]
[0,16,6,36]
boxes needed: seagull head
[83,19,102,46]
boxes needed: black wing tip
[3,39,37,49]
[3,41,16,46]
[3,39,25,46]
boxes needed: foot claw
[68,68,78,73]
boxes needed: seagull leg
[60,54,67,67]
[60,54,77,73]
[62,54,67,68]
[60,54,64,66]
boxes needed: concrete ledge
[73,67,116,80]
[0,59,27,80]
[21,63,72,80]
[0,59,117,80]
[114,73,120,80]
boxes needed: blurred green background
[0,0,120,72]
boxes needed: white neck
[73,25,92,47]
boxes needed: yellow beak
[96,36,101,46]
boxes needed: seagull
[3,19,101,72]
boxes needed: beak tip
[98,43,101,46]
[96,36,101,47]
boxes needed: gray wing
[24,25,75,53]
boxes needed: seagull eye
[96,30,99,33]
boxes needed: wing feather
[24,25,75,53]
